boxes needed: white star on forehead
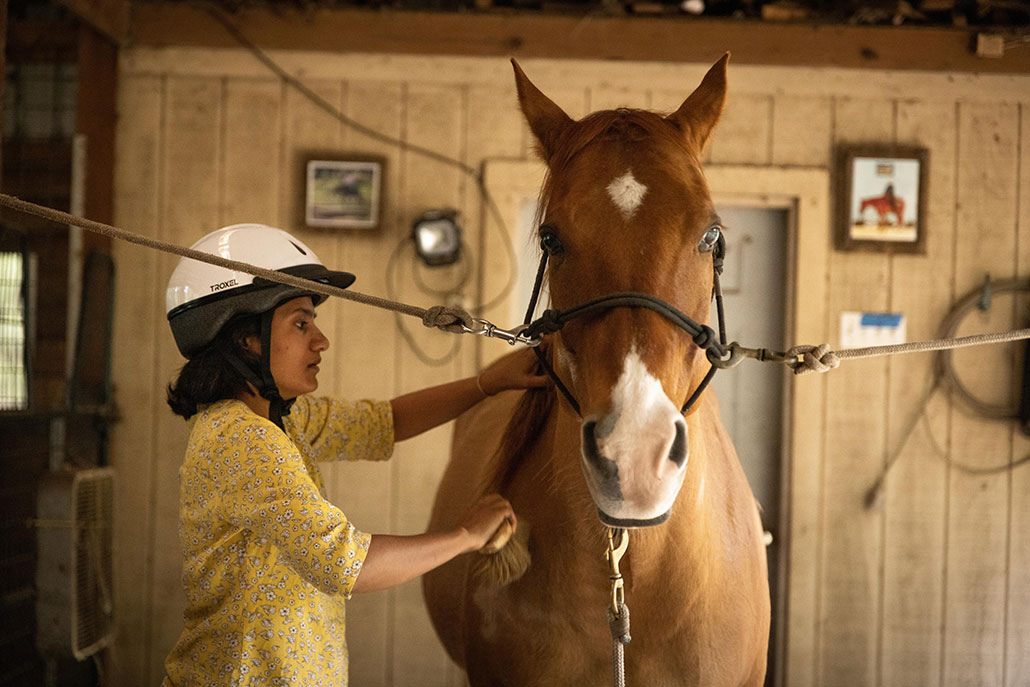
[606,170,648,220]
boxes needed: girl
[162,223,545,686]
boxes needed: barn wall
[109,47,1030,687]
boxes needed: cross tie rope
[0,193,473,334]
[2,192,1028,370]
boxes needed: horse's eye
[698,225,721,253]
[540,227,565,256]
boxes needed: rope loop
[787,343,841,375]
[421,305,475,333]
[607,602,632,644]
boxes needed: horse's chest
[467,572,607,676]
[466,588,704,686]
[465,557,753,686]
[466,569,697,685]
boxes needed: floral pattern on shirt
[163,396,393,687]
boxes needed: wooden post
[1,0,8,181]
[75,23,118,251]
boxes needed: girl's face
[263,296,330,399]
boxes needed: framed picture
[836,145,928,254]
[305,157,383,230]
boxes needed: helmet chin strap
[220,309,295,431]
[257,310,291,430]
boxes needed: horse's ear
[666,53,730,153]
[511,59,574,162]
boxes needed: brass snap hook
[606,527,629,616]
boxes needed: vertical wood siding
[111,49,1030,686]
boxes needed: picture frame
[835,145,928,254]
[304,157,384,230]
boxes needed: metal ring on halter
[709,342,746,369]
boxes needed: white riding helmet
[166,223,355,358]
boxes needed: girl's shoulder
[194,398,253,425]
[190,399,286,446]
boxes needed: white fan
[36,467,115,660]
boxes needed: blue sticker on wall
[859,313,903,328]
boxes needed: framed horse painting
[303,156,384,230]
[835,144,928,254]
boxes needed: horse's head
[513,55,729,527]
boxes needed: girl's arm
[390,347,548,441]
[351,494,514,593]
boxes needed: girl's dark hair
[167,314,261,419]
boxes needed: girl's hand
[353,495,518,593]
[477,347,551,397]
[458,494,516,553]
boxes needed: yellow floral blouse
[163,395,394,687]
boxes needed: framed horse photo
[304,157,384,230]
[835,145,928,254]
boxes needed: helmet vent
[290,241,308,255]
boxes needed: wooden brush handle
[479,519,514,555]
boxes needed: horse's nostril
[582,421,619,483]
[582,421,601,467]
[669,421,687,468]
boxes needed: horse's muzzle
[580,414,688,527]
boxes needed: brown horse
[860,194,905,226]
[424,55,770,686]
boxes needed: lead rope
[0,193,476,333]
[606,528,631,687]
[606,527,631,687]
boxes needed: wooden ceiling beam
[55,0,130,44]
[129,4,1030,74]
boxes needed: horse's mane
[485,379,555,494]
[550,108,686,170]
[473,359,556,586]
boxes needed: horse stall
[2,1,1028,686]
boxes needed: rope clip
[606,527,629,617]
[462,319,542,347]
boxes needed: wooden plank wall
[110,48,1030,686]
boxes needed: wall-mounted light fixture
[412,209,462,267]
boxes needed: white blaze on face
[584,344,688,521]
[600,347,677,456]
[606,170,648,220]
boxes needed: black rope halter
[522,229,729,417]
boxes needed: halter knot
[692,324,720,351]
[422,305,475,333]
[526,309,564,338]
